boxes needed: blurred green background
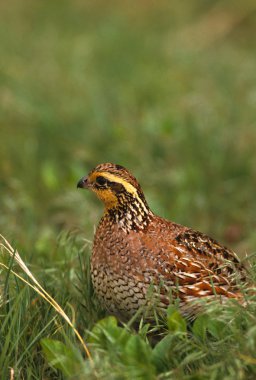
[1,0,256,261]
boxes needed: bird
[77,163,247,320]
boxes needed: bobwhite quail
[77,163,247,320]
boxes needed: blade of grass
[0,234,92,363]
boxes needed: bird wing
[135,225,247,303]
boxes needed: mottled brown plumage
[77,163,247,320]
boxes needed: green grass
[1,234,256,379]
[1,0,256,378]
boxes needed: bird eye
[95,176,107,186]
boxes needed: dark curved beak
[77,176,90,189]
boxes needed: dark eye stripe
[95,176,107,186]
[109,181,125,192]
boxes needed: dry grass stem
[0,234,92,363]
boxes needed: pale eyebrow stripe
[99,172,138,195]
[93,171,149,214]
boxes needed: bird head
[77,163,149,212]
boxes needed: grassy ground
[1,0,256,378]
